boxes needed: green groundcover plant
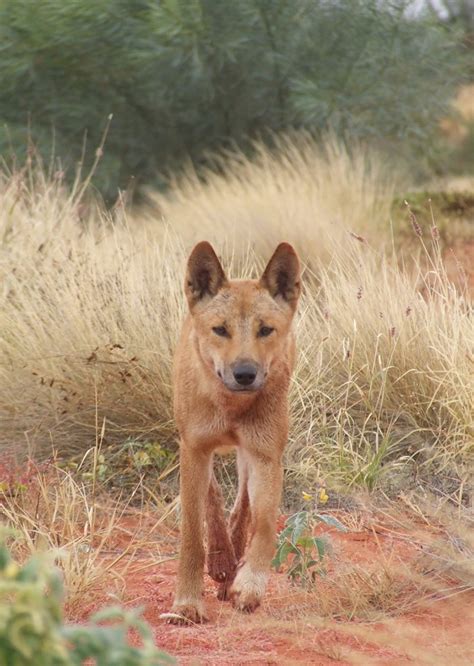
[272,507,347,588]
[0,540,174,666]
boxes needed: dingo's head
[185,242,300,393]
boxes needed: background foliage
[0,0,467,200]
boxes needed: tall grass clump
[0,165,184,454]
[0,137,472,498]
[286,238,473,495]
[146,134,397,264]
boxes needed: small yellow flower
[133,450,151,467]
[319,488,329,504]
[302,491,313,502]
[3,562,18,579]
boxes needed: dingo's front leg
[168,443,212,624]
[230,449,283,613]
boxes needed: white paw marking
[230,563,268,609]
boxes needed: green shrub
[0,0,466,199]
[272,508,347,588]
[0,541,174,666]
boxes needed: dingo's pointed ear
[185,241,228,309]
[260,242,301,309]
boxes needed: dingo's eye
[212,326,229,338]
[258,325,274,338]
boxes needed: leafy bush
[0,541,174,666]
[0,0,466,199]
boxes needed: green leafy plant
[0,539,174,666]
[272,509,347,588]
[63,439,177,493]
[126,440,175,474]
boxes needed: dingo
[167,241,300,623]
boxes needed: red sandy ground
[66,510,474,665]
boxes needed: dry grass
[337,511,474,665]
[0,459,128,609]
[0,136,472,501]
[0,447,177,614]
[145,133,398,264]
[0,168,183,454]
[286,236,473,496]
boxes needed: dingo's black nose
[233,363,258,386]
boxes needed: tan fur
[167,241,300,624]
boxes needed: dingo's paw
[161,600,208,625]
[229,564,268,613]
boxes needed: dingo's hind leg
[206,473,237,584]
